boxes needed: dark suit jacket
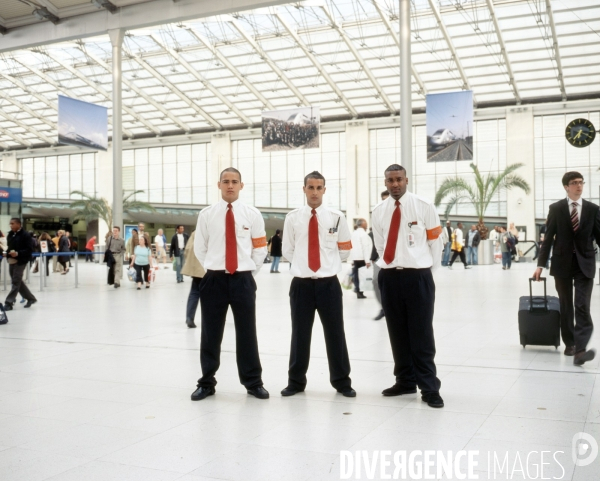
[170,232,189,257]
[537,198,600,279]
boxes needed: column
[345,120,370,229]
[210,132,231,204]
[506,107,535,240]
[399,0,413,179]
[109,28,124,230]
[96,149,113,243]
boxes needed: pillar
[109,28,124,230]
[96,149,113,242]
[345,120,370,229]
[399,0,413,179]
[506,106,535,240]
[210,132,231,204]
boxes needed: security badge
[407,221,417,248]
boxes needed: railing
[1,251,105,292]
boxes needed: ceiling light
[33,7,60,25]
[91,0,118,14]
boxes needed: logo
[0,190,9,198]
[572,432,598,467]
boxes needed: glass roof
[0,0,598,149]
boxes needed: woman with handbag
[448,222,470,269]
[130,234,154,290]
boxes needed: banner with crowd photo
[262,106,320,152]
[58,95,108,151]
[426,91,473,162]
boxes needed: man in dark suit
[170,225,190,283]
[534,171,600,366]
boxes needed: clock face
[565,118,596,148]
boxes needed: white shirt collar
[567,196,582,205]
[219,198,241,208]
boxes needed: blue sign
[0,187,22,203]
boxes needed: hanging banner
[426,91,473,162]
[0,187,22,203]
[262,106,320,152]
[58,95,108,151]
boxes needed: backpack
[506,234,516,253]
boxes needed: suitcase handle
[529,277,548,311]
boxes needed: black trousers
[448,249,467,266]
[288,276,351,390]
[186,277,202,322]
[554,254,594,353]
[352,260,366,292]
[197,270,263,389]
[379,268,441,395]
[134,264,150,284]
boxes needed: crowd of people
[261,118,319,149]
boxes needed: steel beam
[38,50,156,136]
[320,5,395,114]
[0,91,56,145]
[228,16,310,107]
[427,0,475,104]
[150,35,253,127]
[110,28,124,231]
[0,110,33,147]
[544,0,566,101]
[274,11,358,117]
[78,45,192,133]
[126,49,222,129]
[190,30,274,111]
[485,0,521,104]
[371,0,426,96]
[399,0,412,179]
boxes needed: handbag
[127,266,137,282]
[358,266,374,291]
[341,266,353,290]
[172,258,177,271]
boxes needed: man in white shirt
[448,222,469,269]
[350,219,372,298]
[191,167,269,401]
[281,171,355,398]
[154,229,167,267]
[372,164,444,408]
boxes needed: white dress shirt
[283,204,352,278]
[194,198,267,274]
[177,233,185,251]
[567,196,583,221]
[371,191,443,270]
[453,228,464,247]
[350,227,372,262]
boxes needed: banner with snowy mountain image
[58,95,108,151]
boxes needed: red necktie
[308,208,321,272]
[225,203,237,273]
[383,200,401,264]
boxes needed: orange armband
[252,236,267,248]
[426,226,442,240]
[337,240,352,250]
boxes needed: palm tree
[434,163,530,239]
[69,190,156,228]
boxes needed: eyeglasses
[568,181,585,186]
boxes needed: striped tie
[571,202,579,232]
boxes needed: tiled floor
[0,260,598,481]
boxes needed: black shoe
[574,349,596,366]
[114,284,120,289]
[337,387,356,398]
[281,386,304,397]
[24,299,37,308]
[0,316,7,325]
[357,292,367,299]
[421,392,444,408]
[4,303,13,311]
[191,386,215,401]
[374,310,385,321]
[564,345,576,356]
[247,386,270,399]
[382,383,417,396]
[186,319,197,328]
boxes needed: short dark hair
[304,171,326,186]
[276,229,281,235]
[381,190,390,197]
[384,164,406,175]
[562,171,583,186]
[10,217,21,225]
[113,226,121,231]
[176,225,184,230]
[220,167,242,181]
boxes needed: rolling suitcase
[518,278,560,349]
